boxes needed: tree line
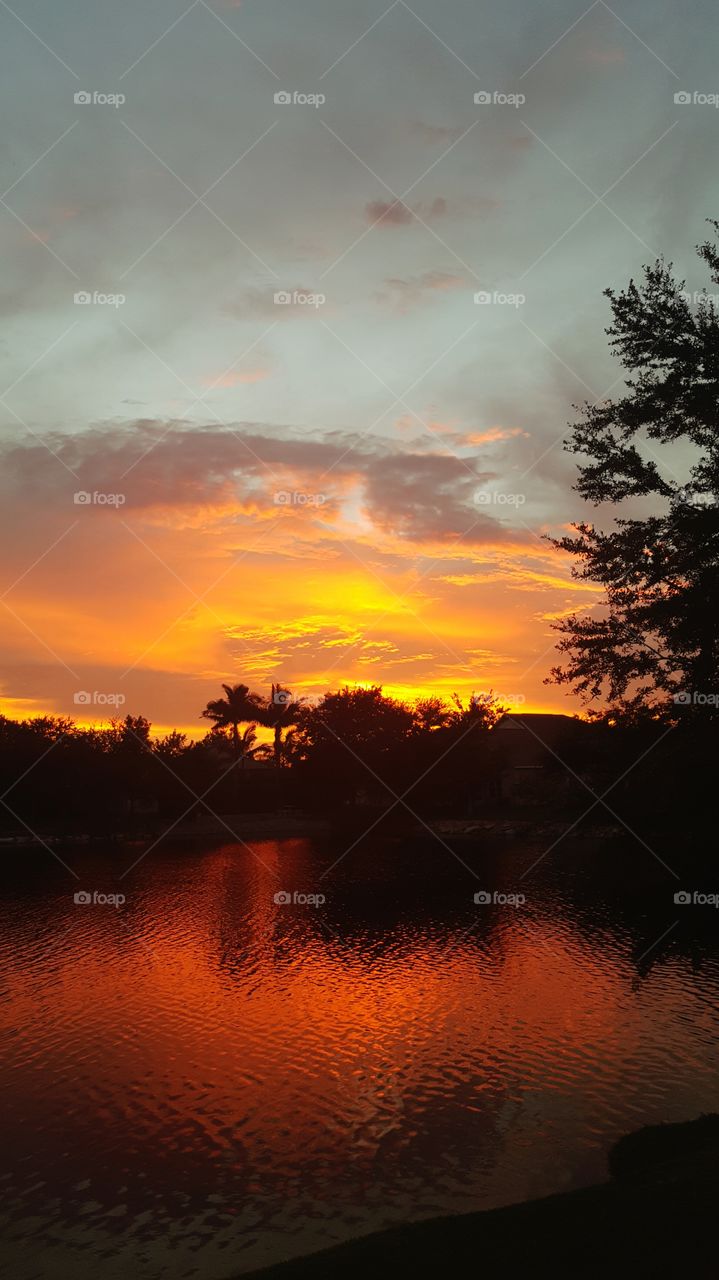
[0,686,506,834]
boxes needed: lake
[2,834,719,1278]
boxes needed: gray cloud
[365,200,414,227]
[0,421,515,545]
[364,451,501,542]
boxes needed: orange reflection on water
[3,839,719,1278]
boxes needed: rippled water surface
[2,836,719,1278]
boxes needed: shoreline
[0,813,655,849]
[0,815,331,847]
[239,1116,719,1279]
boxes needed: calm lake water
[2,835,719,1278]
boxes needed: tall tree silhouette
[548,223,719,720]
[201,683,264,775]
[290,685,414,802]
[262,684,303,769]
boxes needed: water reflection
[1,838,719,1278]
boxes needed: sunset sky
[1,0,717,735]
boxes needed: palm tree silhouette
[236,724,273,766]
[263,684,303,769]
[201,683,264,781]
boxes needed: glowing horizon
[1,0,709,732]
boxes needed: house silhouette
[491,713,595,804]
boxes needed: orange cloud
[463,427,530,446]
[201,369,269,387]
[0,423,593,732]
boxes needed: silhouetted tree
[207,722,270,766]
[446,691,505,731]
[262,684,303,769]
[201,683,263,763]
[412,697,451,733]
[153,730,188,759]
[406,692,505,815]
[549,224,719,722]
[290,685,414,804]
